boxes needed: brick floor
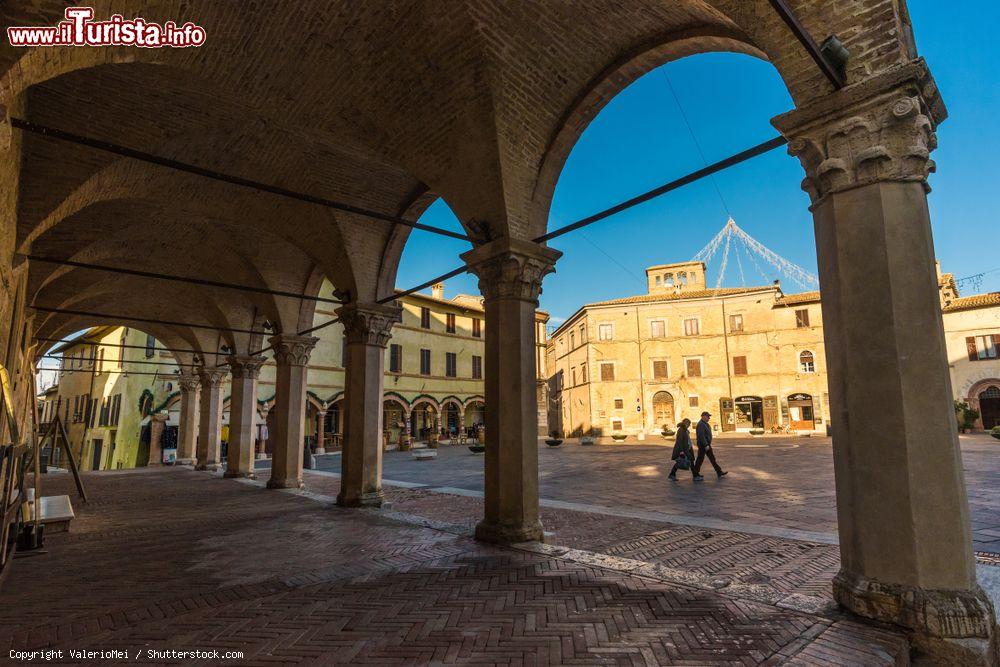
[1,467,909,665]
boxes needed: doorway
[91,438,103,471]
[788,393,816,431]
[734,396,763,431]
[652,391,675,430]
[980,385,1000,429]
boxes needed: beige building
[547,261,1000,437]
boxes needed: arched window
[655,275,661,286]
[664,273,674,286]
[678,271,688,285]
[799,351,816,373]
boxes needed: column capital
[269,333,318,367]
[197,366,228,387]
[177,372,200,393]
[336,302,401,348]
[772,58,945,206]
[227,354,267,379]
[460,237,562,304]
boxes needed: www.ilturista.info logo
[7,7,206,48]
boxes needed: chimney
[431,282,445,300]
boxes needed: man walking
[694,411,728,481]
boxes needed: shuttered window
[420,349,431,375]
[614,398,624,409]
[472,317,481,338]
[446,313,456,333]
[472,355,482,379]
[650,320,666,338]
[580,362,587,382]
[967,335,1000,361]
[685,358,702,377]
[600,362,615,381]
[598,324,613,340]
[683,318,699,336]
[445,352,457,377]
[733,356,748,376]
[652,360,669,379]
[420,307,430,329]
[795,309,810,328]
[389,344,402,373]
[729,314,743,332]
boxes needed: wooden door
[763,396,779,431]
[719,398,735,432]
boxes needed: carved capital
[336,302,401,348]
[460,237,561,305]
[177,373,200,393]
[269,334,318,367]
[227,354,266,380]
[773,59,945,206]
[197,367,228,388]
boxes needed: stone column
[266,334,318,489]
[147,413,167,466]
[402,409,411,446]
[225,354,265,479]
[460,237,561,544]
[176,373,200,465]
[336,302,400,507]
[314,410,326,454]
[459,411,466,438]
[195,367,227,471]
[775,60,994,662]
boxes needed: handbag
[675,451,691,471]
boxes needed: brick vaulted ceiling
[0,0,916,355]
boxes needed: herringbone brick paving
[1,467,908,665]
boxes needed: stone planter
[580,436,596,446]
[412,449,437,460]
[468,444,485,454]
[544,439,563,447]
[611,434,628,442]
[749,428,765,436]
[661,430,675,438]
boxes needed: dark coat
[696,419,713,448]
[671,428,693,461]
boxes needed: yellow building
[547,260,1000,437]
[42,327,180,470]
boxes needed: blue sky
[400,2,1000,325]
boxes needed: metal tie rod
[30,305,258,335]
[37,354,204,368]
[10,117,472,243]
[381,135,788,304]
[766,0,846,89]
[33,336,209,356]
[25,255,343,304]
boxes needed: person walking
[694,411,728,480]
[667,419,698,481]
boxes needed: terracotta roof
[942,292,1000,313]
[588,286,775,307]
[775,291,821,306]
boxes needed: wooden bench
[24,489,75,533]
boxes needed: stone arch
[651,391,676,430]
[968,379,1000,431]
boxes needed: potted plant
[991,426,1000,441]
[660,423,675,437]
[545,430,563,447]
[580,430,596,446]
[611,432,628,442]
[468,442,485,453]
[954,400,980,434]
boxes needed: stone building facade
[547,261,1000,437]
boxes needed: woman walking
[668,418,702,481]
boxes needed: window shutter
[600,363,615,381]
[967,337,979,361]
[733,356,747,376]
[653,360,668,379]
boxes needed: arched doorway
[464,399,485,438]
[409,400,438,443]
[980,385,1000,429]
[382,398,408,445]
[441,399,462,437]
[651,391,675,430]
[787,393,816,431]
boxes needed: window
[110,394,122,426]
[598,323,613,341]
[655,276,661,286]
[729,314,743,333]
[613,398,624,410]
[580,362,587,382]
[685,357,702,377]
[733,356,748,376]
[97,348,105,373]
[570,331,575,348]
[612,419,624,431]
[600,362,615,381]
[678,271,688,285]
[472,317,481,338]
[683,318,700,336]
[652,359,669,379]
[445,352,457,377]
[420,307,431,329]
[571,368,577,386]
[89,398,97,427]
[799,350,816,373]
[664,273,674,286]
[649,320,666,338]
[472,355,482,379]
[145,334,155,358]
[389,344,402,373]
[968,335,1000,361]
[420,348,431,375]
[688,395,699,407]
[446,313,456,333]
[795,308,810,328]
[579,324,587,343]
